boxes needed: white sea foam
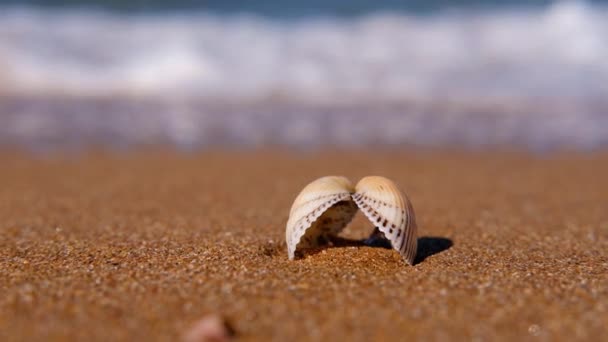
[2,1,607,102]
[0,1,607,149]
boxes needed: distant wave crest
[1,2,607,103]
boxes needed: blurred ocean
[1,0,607,150]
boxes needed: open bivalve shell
[285,175,418,265]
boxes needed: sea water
[0,1,607,150]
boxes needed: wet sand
[1,150,607,341]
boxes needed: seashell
[352,176,418,265]
[285,175,417,265]
[285,176,358,259]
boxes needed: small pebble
[183,315,234,342]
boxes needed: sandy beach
[1,150,607,341]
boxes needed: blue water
[0,1,607,150]
[2,0,608,15]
